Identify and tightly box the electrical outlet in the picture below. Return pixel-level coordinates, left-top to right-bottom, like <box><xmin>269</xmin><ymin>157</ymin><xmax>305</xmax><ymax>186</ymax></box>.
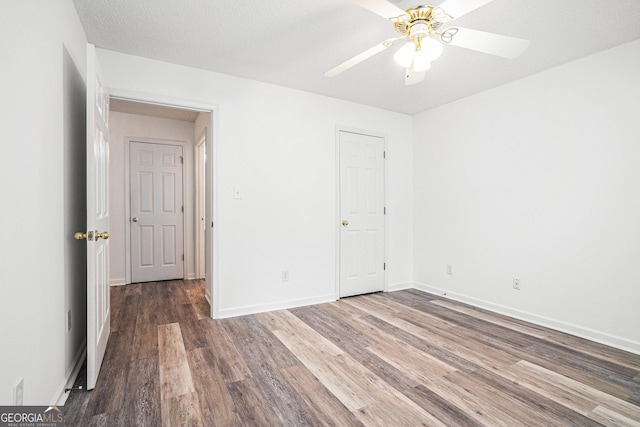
<box><xmin>513</xmin><ymin>278</ymin><xmax>521</xmax><ymax>290</ymax></box>
<box><xmin>281</xmin><ymin>270</ymin><xmax>289</xmax><ymax>282</ymax></box>
<box><xmin>14</xmin><ymin>377</ymin><xmax>24</xmax><ymax>406</ymax></box>
<box><xmin>67</xmin><ymin>310</ymin><xmax>72</xmax><ymax>332</ymax></box>
<box><xmin>446</xmin><ymin>264</ymin><xmax>453</xmax><ymax>275</ymax></box>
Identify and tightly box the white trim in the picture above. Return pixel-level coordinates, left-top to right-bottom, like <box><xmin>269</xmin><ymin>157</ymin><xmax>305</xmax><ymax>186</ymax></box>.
<box><xmin>194</xmin><ymin>130</ymin><xmax>206</xmax><ymax>280</ymax></box>
<box><xmin>386</xmin><ymin>282</ymin><xmax>414</xmax><ymax>292</ymax></box>
<box><xmin>125</xmin><ymin>137</ymin><xmax>189</xmax><ymax>283</ymax></box>
<box><xmin>412</xmin><ymin>282</ymin><xmax>640</xmax><ymax>355</ymax></box>
<box><xmin>335</xmin><ymin>126</ymin><xmax>388</xmax><ymax>299</ymax></box>
<box><xmin>52</xmin><ymin>340</ymin><xmax>86</xmax><ymax>406</ymax></box>
<box><xmin>107</xmin><ymin>88</ymin><xmax>218</xmax><ymax>319</ymax></box>
<box><xmin>109</xmin><ymin>278</ymin><xmax>126</xmax><ymax>286</ymax></box>
<box><xmin>219</xmin><ymin>294</ymin><xmax>337</xmax><ymax>319</ymax></box>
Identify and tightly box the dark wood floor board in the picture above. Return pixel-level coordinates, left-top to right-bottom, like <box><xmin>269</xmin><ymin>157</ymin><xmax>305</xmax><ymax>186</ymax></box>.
<box><xmin>197</xmin><ymin>318</ymin><xmax>252</xmax><ymax>384</ymax></box>
<box><xmin>226</xmin><ymin>378</ymin><xmax>284</xmax><ymax>426</ymax></box>
<box><xmin>405</xmin><ymin>384</ymin><xmax>486</xmax><ymax>427</ymax></box>
<box><xmin>187</xmin><ymin>346</ymin><xmax>241</xmax><ymax>427</ymax></box>
<box><xmin>222</xmin><ymin>315</ymin><xmax>301</xmax><ymax>370</ymax></box>
<box><xmin>361</xmin><ymin>314</ymin><xmax>481</xmax><ymax>373</ymax></box>
<box><xmin>444</xmin><ymin>370</ymin><xmax>570</xmax><ymax>427</ymax></box>
<box><xmin>179</xmin><ymin>318</ymin><xmax>211</xmax><ymax>352</ymax></box>
<box><xmin>345</xmin><ymin>296</ymin><xmax>520</xmax><ymax>370</ymax></box>
<box><xmin>380</xmin><ymin>291</ymin><xmax>543</xmax><ymax>350</ymax></box>
<box><xmin>363</xmin><ymin>293</ymin><xmax>458</xmax><ymax>331</ymax></box>
<box><xmin>430</xmin><ymin>299</ymin><xmax>550</xmax><ymax>339</ymax></box>
<box><xmin>515</xmin><ymin>360</ymin><xmax>640</xmax><ymax>422</ymax></box>
<box><xmin>271</xmin><ymin>305</ymin><xmax>424</xmax><ymax>396</ymax></box>
<box><xmin>186</xmin><ymin>287</ymin><xmax>210</xmax><ymax>320</ymax></box>
<box><xmin>65</xmin><ymin>283</ymin><xmax>640</xmax><ymax>426</ymax></box>
<box><xmin>470</xmin><ymin>367</ymin><xmax>605</xmax><ymax>426</ymax></box>
<box><xmin>531</xmin><ymin>335</ymin><xmax>640</xmax><ymax>378</ymax></box>
<box><xmin>291</xmin><ymin>304</ymin><xmax>379</xmax><ymax>352</ymax></box>
<box><xmin>420</xmin><ymin>310</ymin><xmax>639</xmax><ymax>401</ymax></box>
<box><xmin>281</xmin><ymin>364</ymin><xmax>365</xmax><ymax>427</ymax></box>
<box><xmin>526</xmin><ymin>342</ymin><xmax>640</xmax><ymax>393</ymax></box>
<box><xmin>131</xmin><ymin>307</ymin><xmax>161</xmax><ymax>360</ymax></box>
<box><xmin>82</xmin><ymin>356</ymin><xmax>130</xmax><ymax>418</ymax></box>
<box><xmin>118</xmin><ymin>357</ymin><xmax>161</xmax><ymax>427</ymax></box>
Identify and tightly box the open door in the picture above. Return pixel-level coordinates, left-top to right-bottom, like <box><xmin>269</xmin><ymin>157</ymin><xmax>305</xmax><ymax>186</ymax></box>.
<box><xmin>84</xmin><ymin>43</ymin><xmax>110</xmax><ymax>389</ymax></box>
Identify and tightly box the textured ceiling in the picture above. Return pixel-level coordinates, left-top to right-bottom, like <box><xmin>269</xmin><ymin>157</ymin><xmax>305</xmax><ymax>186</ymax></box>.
<box><xmin>73</xmin><ymin>0</ymin><xmax>640</xmax><ymax>115</ymax></box>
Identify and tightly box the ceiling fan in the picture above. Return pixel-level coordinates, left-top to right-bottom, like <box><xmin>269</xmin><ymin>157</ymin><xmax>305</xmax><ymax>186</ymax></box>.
<box><xmin>325</xmin><ymin>0</ymin><xmax>530</xmax><ymax>85</ymax></box>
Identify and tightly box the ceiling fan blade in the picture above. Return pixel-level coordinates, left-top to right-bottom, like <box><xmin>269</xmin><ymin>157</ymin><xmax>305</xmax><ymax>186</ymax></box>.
<box><xmin>405</xmin><ymin>64</ymin><xmax>425</xmax><ymax>86</ymax></box>
<box><xmin>325</xmin><ymin>37</ymin><xmax>403</xmax><ymax>77</ymax></box>
<box><xmin>437</xmin><ymin>0</ymin><xmax>495</xmax><ymax>21</ymax></box>
<box><xmin>441</xmin><ymin>27</ymin><xmax>530</xmax><ymax>59</ymax></box>
<box><xmin>353</xmin><ymin>0</ymin><xmax>408</xmax><ymax>20</ymax></box>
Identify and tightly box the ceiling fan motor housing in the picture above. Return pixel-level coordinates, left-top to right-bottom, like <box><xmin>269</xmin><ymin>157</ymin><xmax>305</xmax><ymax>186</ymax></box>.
<box><xmin>394</xmin><ymin>5</ymin><xmax>444</xmax><ymax>39</ymax></box>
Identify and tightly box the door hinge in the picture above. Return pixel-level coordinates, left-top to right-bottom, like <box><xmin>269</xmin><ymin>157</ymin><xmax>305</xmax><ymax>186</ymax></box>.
<box><xmin>181</xmin><ymin>206</ymin><xmax>184</xmax><ymax>213</ymax></box>
<box><xmin>212</xmin><ymin>221</ymin><xmax>214</xmax><ymax>228</ymax></box>
<box><xmin>383</xmin><ymin>151</ymin><xmax>386</xmax><ymax>159</ymax></box>
<box><xmin>384</xmin><ymin>262</ymin><xmax>386</xmax><ymax>270</ymax></box>
<box><xmin>384</xmin><ymin>207</ymin><xmax>386</xmax><ymax>215</ymax></box>
<box><xmin>180</xmin><ymin>156</ymin><xmax>184</xmax><ymax>164</ymax></box>
<box><xmin>182</xmin><ymin>254</ymin><xmax>184</xmax><ymax>261</ymax></box>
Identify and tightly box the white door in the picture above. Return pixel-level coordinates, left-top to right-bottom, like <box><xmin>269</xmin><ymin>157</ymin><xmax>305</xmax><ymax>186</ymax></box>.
<box><xmin>339</xmin><ymin>130</ymin><xmax>385</xmax><ymax>297</ymax></box>
<box><xmin>85</xmin><ymin>44</ymin><xmax>110</xmax><ymax>390</ymax></box>
<box><xmin>130</xmin><ymin>142</ymin><xmax>184</xmax><ymax>283</ymax></box>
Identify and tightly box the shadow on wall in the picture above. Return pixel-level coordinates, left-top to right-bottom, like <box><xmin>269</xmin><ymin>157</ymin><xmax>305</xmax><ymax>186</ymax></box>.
<box><xmin>63</xmin><ymin>46</ymin><xmax>87</xmax><ymax>371</ymax></box>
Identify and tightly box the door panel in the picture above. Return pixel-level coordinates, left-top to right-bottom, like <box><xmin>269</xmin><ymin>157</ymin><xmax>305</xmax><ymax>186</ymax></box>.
<box><xmin>130</xmin><ymin>142</ymin><xmax>184</xmax><ymax>283</ymax></box>
<box><xmin>86</xmin><ymin>43</ymin><xmax>110</xmax><ymax>390</ymax></box>
<box><xmin>339</xmin><ymin>131</ymin><xmax>385</xmax><ymax>297</ymax></box>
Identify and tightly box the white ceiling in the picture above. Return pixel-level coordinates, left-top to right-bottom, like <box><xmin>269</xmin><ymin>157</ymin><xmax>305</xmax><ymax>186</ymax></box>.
<box><xmin>73</xmin><ymin>0</ymin><xmax>640</xmax><ymax>115</ymax></box>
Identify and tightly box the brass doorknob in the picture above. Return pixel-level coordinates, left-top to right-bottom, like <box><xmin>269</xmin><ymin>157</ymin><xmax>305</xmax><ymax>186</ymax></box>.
<box><xmin>342</xmin><ymin>220</ymin><xmax>349</xmax><ymax>226</ymax></box>
<box><xmin>96</xmin><ymin>231</ymin><xmax>109</xmax><ymax>240</ymax></box>
<box><xmin>74</xmin><ymin>232</ymin><xmax>87</xmax><ymax>240</ymax></box>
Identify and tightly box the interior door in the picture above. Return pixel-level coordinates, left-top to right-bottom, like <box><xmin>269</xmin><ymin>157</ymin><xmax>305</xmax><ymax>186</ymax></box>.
<box><xmin>86</xmin><ymin>44</ymin><xmax>110</xmax><ymax>390</ymax></box>
<box><xmin>339</xmin><ymin>130</ymin><xmax>385</xmax><ymax>297</ymax></box>
<box><xmin>130</xmin><ymin>142</ymin><xmax>184</xmax><ymax>283</ymax></box>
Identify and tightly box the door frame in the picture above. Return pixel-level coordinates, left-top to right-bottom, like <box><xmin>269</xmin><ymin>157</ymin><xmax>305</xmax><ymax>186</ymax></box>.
<box><xmin>195</xmin><ymin>130</ymin><xmax>207</xmax><ymax>280</ymax></box>
<box><xmin>109</xmin><ymin>89</ymin><xmax>219</xmax><ymax>318</ymax></box>
<box><xmin>335</xmin><ymin>125</ymin><xmax>389</xmax><ymax>299</ymax></box>
<box><xmin>125</xmin><ymin>138</ymin><xmax>188</xmax><ymax>284</ymax></box>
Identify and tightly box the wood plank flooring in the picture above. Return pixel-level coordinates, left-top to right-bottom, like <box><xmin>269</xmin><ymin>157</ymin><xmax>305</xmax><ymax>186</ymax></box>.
<box><xmin>64</xmin><ymin>280</ymin><xmax>640</xmax><ymax>426</ymax></box>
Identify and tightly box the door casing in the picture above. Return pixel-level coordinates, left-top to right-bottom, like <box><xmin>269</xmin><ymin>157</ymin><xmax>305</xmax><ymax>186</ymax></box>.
<box><xmin>109</xmin><ymin>90</ymin><xmax>218</xmax><ymax>318</ymax></box>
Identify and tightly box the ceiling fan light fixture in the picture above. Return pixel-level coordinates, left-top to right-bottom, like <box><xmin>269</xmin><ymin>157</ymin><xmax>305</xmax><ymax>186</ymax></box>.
<box><xmin>393</xmin><ymin>41</ymin><xmax>415</xmax><ymax>67</ymax></box>
<box><xmin>422</xmin><ymin>37</ymin><xmax>444</xmax><ymax>61</ymax></box>
<box><xmin>413</xmin><ymin>49</ymin><xmax>431</xmax><ymax>72</ymax></box>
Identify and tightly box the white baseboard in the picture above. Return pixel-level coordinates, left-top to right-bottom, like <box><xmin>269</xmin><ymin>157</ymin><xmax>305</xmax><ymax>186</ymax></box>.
<box><xmin>412</xmin><ymin>282</ymin><xmax>640</xmax><ymax>355</ymax></box>
<box><xmin>109</xmin><ymin>278</ymin><xmax>126</xmax><ymax>286</ymax></box>
<box><xmin>219</xmin><ymin>294</ymin><xmax>337</xmax><ymax>319</ymax></box>
<box><xmin>386</xmin><ymin>282</ymin><xmax>413</xmax><ymax>292</ymax></box>
<box><xmin>52</xmin><ymin>340</ymin><xmax>86</xmax><ymax>406</ymax></box>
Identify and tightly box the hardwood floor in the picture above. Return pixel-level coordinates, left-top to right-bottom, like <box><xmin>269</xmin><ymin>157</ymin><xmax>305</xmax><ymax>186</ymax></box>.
<box><xmin>65</xmin><ymin>280</ymin><xmax>640</xmax><ymax>426</ymax></box>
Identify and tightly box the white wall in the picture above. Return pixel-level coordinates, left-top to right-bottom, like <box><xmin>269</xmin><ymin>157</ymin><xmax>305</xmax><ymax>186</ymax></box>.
<box><xmin>413</xmin><ymin>39</ymin><xmax>640</xmax><ymax>353</ymax></box>
<box><xmin>97</xmin><ymin>49</ymin><xmax>414</xmax><ymax>317</ymax></box>
<box><xmin>0</xmin><ymin>1</ymin><xmax>88</xmax><ymax>405</ymax></box>
<box><xmin>109</xmin><ymin>112</ymin><xmax>196</xmax><ymax>284</ymax></box>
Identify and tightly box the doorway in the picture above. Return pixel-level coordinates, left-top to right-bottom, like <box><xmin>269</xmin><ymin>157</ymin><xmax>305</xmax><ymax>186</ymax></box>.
<box><xmin>107</xmin><ymin>96</ymin><xmax>216</xmax><ymax>316</ymax></box>
<box><xmin>337</xmin><ymin>128</ymin><xmax>386</xmax><ymax>297</ymax></box>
